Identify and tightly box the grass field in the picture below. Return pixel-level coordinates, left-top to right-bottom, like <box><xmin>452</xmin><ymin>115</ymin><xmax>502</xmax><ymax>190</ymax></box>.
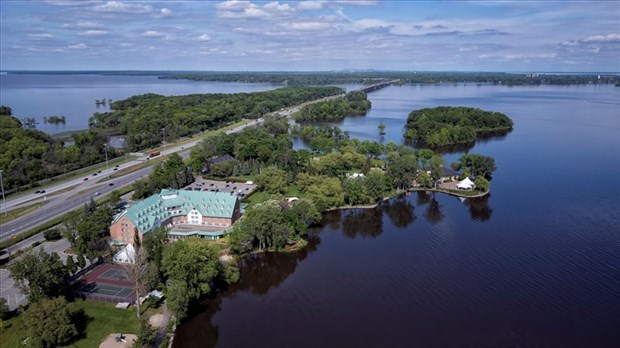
<box><xmin>0</xmin><ymin>300</ymin><xmax>140</xmax><ymax>348</ymax></box>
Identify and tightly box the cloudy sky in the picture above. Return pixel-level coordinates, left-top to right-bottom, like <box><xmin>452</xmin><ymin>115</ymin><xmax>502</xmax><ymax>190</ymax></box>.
<box><xmin>1</xmin><ymin>0</ymin><xmax>618</xmax><ymax>71</ymax></box>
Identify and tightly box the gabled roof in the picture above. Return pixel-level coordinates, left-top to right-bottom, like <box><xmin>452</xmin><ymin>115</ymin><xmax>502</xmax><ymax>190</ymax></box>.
<box><xmin>120</xmin><ymin>189</ymin><xmax>238</xmax><ymax>234</ymax></box>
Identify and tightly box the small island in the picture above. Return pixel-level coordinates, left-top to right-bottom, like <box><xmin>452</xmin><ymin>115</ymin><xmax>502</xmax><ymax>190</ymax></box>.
<box><xmin>293</xmin><ymin>90</ymin><xmax>371</xmax><ymax>123</ymax></box>
<box><xmin>404</xmin><ymin>106</ymin><xmax>513</xmax><ymax>148</ymax></box>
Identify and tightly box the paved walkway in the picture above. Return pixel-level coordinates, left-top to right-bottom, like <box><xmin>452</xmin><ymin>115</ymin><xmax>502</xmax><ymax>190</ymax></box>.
<box><xmin>153</xmin><ymin>302</ymin><xmax>172</xmax><ymax>348</ymax></box>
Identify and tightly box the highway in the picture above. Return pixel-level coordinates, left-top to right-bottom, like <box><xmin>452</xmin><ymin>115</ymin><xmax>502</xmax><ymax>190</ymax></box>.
<box><xmin>0</xmin><ymin>108</ymin><xmax>294</xmax><ymax>242</ymax></box>
<box><xmin>0</xmin><ymin>89</ymin><xmax>367</xmax><ymax>242</ymax></box>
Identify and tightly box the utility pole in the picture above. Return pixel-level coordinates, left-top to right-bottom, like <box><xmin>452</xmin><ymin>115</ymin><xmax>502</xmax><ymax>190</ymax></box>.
<box><xmin>104</xmin><ymin>144</ymin><xmax>110</xmax><ymax>178</ymax></box>
<box><xmin>0</xmin><ymin>170</ymin><xmax>7</xmax><ymax>216</ymax></box>
<box><xmin>162</xmin><ymin>127</ymin><xmax>166</xmax><ymax>157</ymax></box>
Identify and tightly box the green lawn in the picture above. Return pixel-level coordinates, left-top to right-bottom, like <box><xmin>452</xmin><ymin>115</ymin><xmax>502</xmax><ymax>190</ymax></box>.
<box><xmin>0</xmin><ymin>300</ymin><xmax>140</xmax><ymax>348</ymax></box>
<box><xmin>244</xmin><ymin>185</ymin><xmax>307</xmax><ymax>206</ymax></box>
<box><xmin>68</xmin><ymin>300</ymin><xmax>140</xmax><ymax>348</ymax></box>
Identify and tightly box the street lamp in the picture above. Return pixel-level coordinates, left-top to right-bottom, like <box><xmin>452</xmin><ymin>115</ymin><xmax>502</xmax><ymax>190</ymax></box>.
<box><xmin>0</xmin><ymin>170</ymin><xmax>6</xmax><ymax>216</ymax></box>
<box><xmin>162</xmin><ymin>127</ymin><xmax>166</xmax><ymax>157</ymax></box>
<box><xmin>104</xmin><ymin>143</ymin><xmax>110</xmax><ymax>178</ymax></box>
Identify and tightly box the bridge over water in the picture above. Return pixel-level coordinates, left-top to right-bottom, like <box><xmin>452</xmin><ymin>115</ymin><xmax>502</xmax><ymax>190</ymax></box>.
<box><xmin>355</xmin><ymin>79</ymin><xmax>400</xmax><ymax>93</ymax></box>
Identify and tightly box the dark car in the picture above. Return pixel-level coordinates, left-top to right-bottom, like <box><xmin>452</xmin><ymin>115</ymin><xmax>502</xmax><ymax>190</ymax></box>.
<box><xmin>92</xmin><ymin>173</ymin><xmax>97</xmax><ymax>176</ymax></box>
<box><xmin>83</xmin><ymin>177</ymin><xmax>88</xmax><ymax>181</ymax></box>
<box><xmin>113</xmin><ymin>168</ymin><xmax>118</xmax><ymax>171</ymax></box>
<box><xmin>40</xmin><ymin>190</ymin><xmax>46</xmax><ymax>194</ymax></box>
<box><xmin>34</xmin><ymin>190</ymin><xmax>41</xmax><ymax>194</ymax></box>
<box><xmin>108</xmin><ymin>183</ymin><xmax>114</xmax><ymax>186</ymax></box>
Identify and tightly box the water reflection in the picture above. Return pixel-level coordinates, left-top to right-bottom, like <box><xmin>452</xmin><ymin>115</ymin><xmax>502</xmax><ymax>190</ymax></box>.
<box><xmin>173</xmin><ymin>236</ymin><xmax>321</xmax><ymax>348</ymax></box>
<box><xmin>382</xmin><ymin>195</ymin><xmax>416</xmax><ymax>228</ymax></box>
<box><xmin>341</xmin><ymin>208</ymin><xmax>384</xmax><ymax>239</ymax></box>
<box><xmin>423</xmin><ymin>194</ymin><xmax>445</xmax><ymax>225</ymax></box>
<box><xmin>463</xmin><ymin>195</ymin><xmax>493</xmax><ymax>221</ymax></box>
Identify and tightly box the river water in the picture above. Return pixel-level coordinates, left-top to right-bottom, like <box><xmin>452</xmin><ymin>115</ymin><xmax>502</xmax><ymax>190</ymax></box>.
<box><xmin>3</xmin><ymin>75</ymin><xmax>619</xmax><ymax>346</ymax></box>
<box><xmin>175</xmin><ymin>84</ymin><xmax>620</xmax><ymax>347</ymax></box>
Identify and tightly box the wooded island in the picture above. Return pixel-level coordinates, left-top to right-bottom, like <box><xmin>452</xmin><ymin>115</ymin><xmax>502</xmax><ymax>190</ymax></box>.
<box><xmin>404</xmin><ymin>106</ymin><xmax>513</xmax><ymax>148</ymax></box>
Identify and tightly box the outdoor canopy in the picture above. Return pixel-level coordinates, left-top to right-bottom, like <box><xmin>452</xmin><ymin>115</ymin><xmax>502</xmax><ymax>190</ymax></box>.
<box><xmin>457</xmin><ymin>177</ymin><xmax>475</xmax><ymax>190</ymax></box>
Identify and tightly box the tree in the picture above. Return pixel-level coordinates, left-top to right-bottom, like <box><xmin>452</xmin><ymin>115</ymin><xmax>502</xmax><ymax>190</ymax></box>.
<box><xmin>343</xmin><ymin>177</ymin><xmax>370</xmax><ymax>205</ymax></box>
<box><xmin>66</xmin><ymin>256</ymin><xmax>78</xmax><ymax>275</ymax></box>
<box><xmin>456</xmin><ymin>153</ymin><xmax>497</xmax><ymax>179</ymax></box>
<box><xmin>109</xmin><ymin>189</ymin><xmax>121</xmax><ymax>208</ymax></box>
<box><xmin>76</xmin><ymin>253</ymin><xmax>86</xmax><ymax>269</ymax></box>
<box><xmin>75</xmin><ymin>204</ymin><xmax>112</xmax><ymax>260</ymax></box>
<box><xmin>429</xmin><ymin>155</ymin><xmax>445</xmax><ymax>187</ymax></box>
<box><xmin>62</xmin><ymin>210</ymin><xmax>82</xmax><ymax>247</ymax></box>
<box><xmin>24</xmin><ymin>297</ymin><xmax>79</xmax><ymax>348</ymax></box>
<box><xmin>474</xmin><ymin>176</ymin><xmax>490</xmax><ymax>192</ymax></box>
<box><xmin>9</xmin><ymin>249</ymin><xmax>68</xmax><ymax>303</ymax></box>
<box><xmin>255</xmin><ymin>166</ymin><xmax>288</xmax><ymax>194</ymax></box>
<box><xmin>0</xmin><ymin>297</ymin><xmax>9</xmax><ymax>320</ymax></box>
<box><xmin>416</xmin><ymin>170</ymin><xmax>433</xmax><ymax>188</ymax></box>
<box><xmin>378</xmin><ymin>122</ymin><xmax>386</xmax><ymax>135</ymax></box>
<box><xmin>162</xmin><ymin>238</ymin><xmax>219</xmax><ymax>320</ymax></box>
<box><xmin>122</xmin><ymin>230</ymin><xmax>151</xmax><ymax>318</ymax></box>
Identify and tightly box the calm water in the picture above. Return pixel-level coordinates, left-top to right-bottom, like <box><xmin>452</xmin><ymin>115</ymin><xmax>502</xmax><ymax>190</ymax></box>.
<box><xmin>0</xmin><ymin>74</ymin><xmax>280</xmax><ymax>134</ymax></box>
<box><xmin>176</xmin><ymin>84</ymin><xmax>620</xmax><ymax>347</ymax></box>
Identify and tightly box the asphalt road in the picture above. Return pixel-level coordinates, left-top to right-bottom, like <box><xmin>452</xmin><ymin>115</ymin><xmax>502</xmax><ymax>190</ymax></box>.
<box><xmin>0</xmin><ymin>96</ymin><xmax>340</xmax><ymax>242</ymax></box>
<box><xmin>0</xmin><ymin>119</ymin><xmax>259</xmax><ymax>242</ymax></box>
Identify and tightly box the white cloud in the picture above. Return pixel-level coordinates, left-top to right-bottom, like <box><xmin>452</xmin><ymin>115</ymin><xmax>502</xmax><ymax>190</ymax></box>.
<box><xmin>26</xmin><ymin>33</ymin><xmax>53</xmax><ymax>40</ymax></box>
<box><xmin>154</xmin><ymin>8</ymin><xmax>173</xmax><ymax>18</ymax></box>
<box><xmin>216</xmin><ymin>0</ymin><xmax>295</xmax><ymax>19</ymax></box>
<box><xmin>335</xmin><ymin>0</ymin><xmax>380</xmax><ymax>6</ymax></box>
<box><xmin>68</xmin><ymin>43</ymin><xmax>88</xmax><ymax>49</ymax></box>
<box><xmin>94</xmin><ymin>1</ymin><xmax>153</xmax><ymax>14</ymax></box>
<box><xmin>142</xmin><ymin>30</ymin><xmax>164</xmax><ymax>38</ymax></box>
<box><xmin>79</xmin><ymin>30</ymin><xmax>109</xmax><ymax>36</ymax></box>
<box><xmin>215</xmin><ymin>1</ymin><xmax>251</xmax><ymax>11</ymax></box>
<box><xmin>297</xmin><ymin>1</ymin><xmax>325</xmax><ymax>11</ymax></box>
<box><xmin>286</xmin><ymin>21</ymin><xmax>331</xmax><ymax>31</ymax></box>
<box><xmin>582</xmin><ymin>33</ymin><xmax>620</xmax><ymax>43</ymax></box>
<box><xmin>198</xmin><ymin>33</ymin><xmax>212</xmax><ymax>42</ymax></box>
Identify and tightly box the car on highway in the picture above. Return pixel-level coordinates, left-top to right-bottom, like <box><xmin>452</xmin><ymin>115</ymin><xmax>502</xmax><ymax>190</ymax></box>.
<box><xmin>40</xmin><ymin>190</ymin><xmax>45</xmax><ymax>194</ymax></box>
<box><xmin>97</xmin><ymin>170</ymin><xmax>102</xmax><ymax>173</ymax></box>
<box><xmin>83</xmin><ymin>177</ymin><xmax>88</xmax><ymax>181</ymax></box>
<box><xmin>108</xmin><ymin>183</ymin><xmax>114</xmax><ymax>186</ymax></box>
<box><xmin>92</xmin><ymin>173</ymin><xmax>97</xmax><ymax>176</ymax></box>
<box><xmin>34</xmin><ymin>190</ymin><xmax>41</xmax><ymax>194</ymax></box>
<box><xmin>94</xmin><ymin>192</ymin><xmax>100</xmax><ymax>196</ymax></box>
<box><xmin>113</xmin><ymin>168</ymin><xmax>118</xmax><ymax>171</ymax></box>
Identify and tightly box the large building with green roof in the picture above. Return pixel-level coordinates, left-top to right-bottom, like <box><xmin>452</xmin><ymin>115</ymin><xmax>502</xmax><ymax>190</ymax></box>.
<box><xmin>110</xmin><ymin>189</ymin><xmax>241</xmax><ymax>244</ymax></box>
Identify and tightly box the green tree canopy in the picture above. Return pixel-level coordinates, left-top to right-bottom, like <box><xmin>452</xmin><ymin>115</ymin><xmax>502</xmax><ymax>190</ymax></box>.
<box><xmin>24</xmin><ymin>297</ymin><xmax>79</xmax><ymax>348</ymax></box>
<box><xmin>8</xmin><ymin>249</ymin><xmax>68</xmax><ymax>303</ymax></box>
<box><xmin>161</xmin><ymin>238</ymin><xmax>219</xmax><ymax>319</ymax></box>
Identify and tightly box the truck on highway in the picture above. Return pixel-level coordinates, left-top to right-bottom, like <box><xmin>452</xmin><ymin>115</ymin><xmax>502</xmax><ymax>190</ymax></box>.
<box><xmin>149</xmin><ymin>151</ymin><xmax>161</xmax><ymax>158</ymax></box>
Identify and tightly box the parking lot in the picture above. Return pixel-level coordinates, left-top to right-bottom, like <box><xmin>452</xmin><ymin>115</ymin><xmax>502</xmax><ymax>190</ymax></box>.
<box><xmin>185</xmin><ymin>179</ymin><xmax>256</xmax><ymax>198</ymax></box>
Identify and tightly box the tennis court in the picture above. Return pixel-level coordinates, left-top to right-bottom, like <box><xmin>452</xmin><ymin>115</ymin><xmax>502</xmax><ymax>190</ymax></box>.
<box><xmin>74</xmin><ymin>263</ymin><xmax>136</xmax><ymax>303</ymax></box>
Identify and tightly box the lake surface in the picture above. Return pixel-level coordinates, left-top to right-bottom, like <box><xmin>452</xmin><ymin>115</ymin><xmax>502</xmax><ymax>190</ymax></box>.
<box><xmin>175</xmin><ymin>84</ymin><xmax>620</xmax><ymax>347</ymax></box>
<box><xmin>1</xmin><ymin>74</ymin><xmax>293</xmax><ymax>134</ymax></box>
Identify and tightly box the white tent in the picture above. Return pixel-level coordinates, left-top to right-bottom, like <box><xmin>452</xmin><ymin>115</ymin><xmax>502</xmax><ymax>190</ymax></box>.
<box><xmin>113</xmin><ymin>243</ymin><xmax>136</xmax><ymax>264</ymax></box>
<box><xmin>457</xmin><ymin>177</ymin><xmax>475</xmax><ymax>190</ymax></box>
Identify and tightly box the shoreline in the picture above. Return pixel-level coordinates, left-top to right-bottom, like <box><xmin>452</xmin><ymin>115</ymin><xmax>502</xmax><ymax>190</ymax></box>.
<box><xmin>326</xmin><ymin>187</ymin><xmax>489</xmax><ymax>212</ymax></box>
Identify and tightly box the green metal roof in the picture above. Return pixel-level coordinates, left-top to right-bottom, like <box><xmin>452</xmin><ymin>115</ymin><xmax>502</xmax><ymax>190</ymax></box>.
<box><xmin>121</xmin><ymin>189</ymin><xmax>238</xmax><ymax>234</ymax></box>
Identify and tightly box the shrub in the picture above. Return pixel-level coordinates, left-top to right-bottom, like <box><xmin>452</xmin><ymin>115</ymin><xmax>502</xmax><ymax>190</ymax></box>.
<box><xmin>43</xmin><ymin>228</ymin><xmax>62</xmax><ymax>241</ymax></box>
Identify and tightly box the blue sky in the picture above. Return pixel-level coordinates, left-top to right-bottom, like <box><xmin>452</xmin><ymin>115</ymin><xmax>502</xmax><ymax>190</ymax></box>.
<box><xmin>1</xmin><ymin>0</ymin><xmax>618</xmax><ymax>71</ymax></box>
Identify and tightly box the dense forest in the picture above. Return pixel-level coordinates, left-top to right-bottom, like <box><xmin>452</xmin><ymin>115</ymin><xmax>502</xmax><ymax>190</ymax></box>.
<box><xmin>0</xmin><ymin>106</ymin><xmax>116</xmax><ymax>189</ymax></box>
<box><xmin>89</xmin><ymin>86</ymin><xmax>343</xmax><ymax>150</ymax></box>
<box><xmin>7</xmin><ymin>70</ymin><xmax>619</xmax><ymax>86</ymax></box>
<box><xmin>404</xmin><ymin>106</ymin><xmax>514</xmax><ymax>148</ymax></box>
<box><xmin>156</xmin><ymin>71</ymin><xmax>620</xmax><ymax>86</ymax></box>
<box><xmin>293</xmin><ymin>91</ymin><xmax>371</xmax><ymax>123</ymax></box>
